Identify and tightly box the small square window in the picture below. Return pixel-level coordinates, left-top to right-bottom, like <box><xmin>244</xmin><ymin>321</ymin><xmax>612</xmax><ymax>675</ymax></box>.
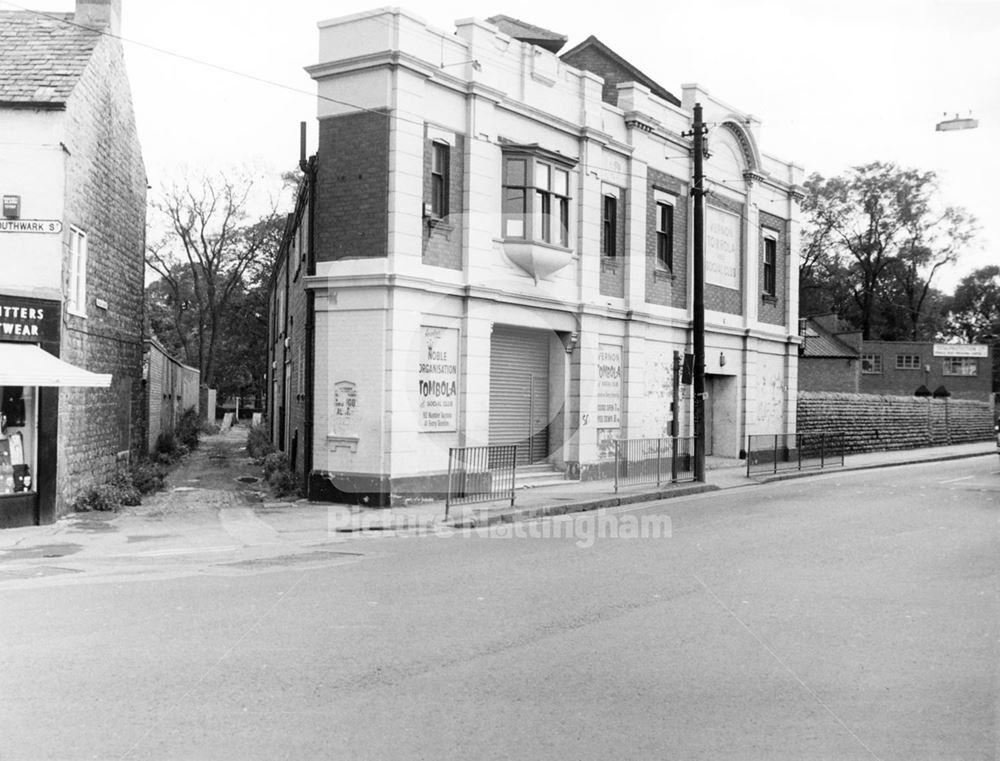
<box><xmin>895</xmin><ymin>354</ymin><xmax>921</xmax><ymax>370</ymax></box>
<box><xmin>861</xmin><ymin>354</ymin><xmax>882</xmax><ymax>374</ymax></box>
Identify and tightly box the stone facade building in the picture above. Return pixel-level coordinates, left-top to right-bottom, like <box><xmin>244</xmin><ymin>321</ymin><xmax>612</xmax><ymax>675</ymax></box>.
<box><xmin>268</xmin><ymin>9</ymin><xmax>804</xmax><ymax>504</ymax></box>
<box><xmin>0</xmin><ymin>0</ymin><xmax>146</xmax><ymax>527</ymax></box>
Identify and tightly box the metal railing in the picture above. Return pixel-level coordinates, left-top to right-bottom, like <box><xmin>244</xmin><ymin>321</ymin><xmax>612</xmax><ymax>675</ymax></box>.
<box><xmin>746</xmin><ymin>432</ymin><xmax>845</xmax><ymax>477</ymax></box>
<box><xmin>613</xmin><ymin>437</ymin><xmax>696</xmax><ymax>492</ymax></box>
<box><xmin>445</xmin><ymin>445</ymin><xmax>518</xmax><ymax>518</ymax></box>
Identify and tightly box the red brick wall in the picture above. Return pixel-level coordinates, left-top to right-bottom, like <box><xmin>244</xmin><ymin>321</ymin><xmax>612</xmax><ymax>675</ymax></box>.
<box><xmin>598</xmin><ymin>189</ymin><xmax>626</xmax><ymax>297</ymax></box>
<box><xmin>799</xmin><ymin>357</ymin><xmax>860</xmax><ymax>393</ymax></box>
<box><xmin>421</xmin><ymin>131</ymin><xmax>465</xmax><ymax>270</ymax></box>
<box><xmin>315</xmin><ymin>110</ymin><xmax>390</xmax><ymax>262</ymax></box>
<box><xmin>758</xmin><ymin>210</ymin><xmax>788</xmax><ymax>327</ymax></box>
<box><xmin>860</xmin><ymin>340</ymin><xmax>993</xmax><ymax>402</ymax></box>
<box><xmin>645</xmin><ymin>169</ymin><xmax>688</xmax><ymax>308</ymax></box>
<box><xmin>57</xmin><ymin>35</ymin><xmax>147</xmax><ymax>515</ymax></box>
<box><xmin>561</xmin><ymin>47</ymin><xmax>628</xmax><ymax>106</ymax></box>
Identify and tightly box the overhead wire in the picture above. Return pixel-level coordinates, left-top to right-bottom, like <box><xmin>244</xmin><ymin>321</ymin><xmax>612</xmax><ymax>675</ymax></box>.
<box><xmin>0</xmin><ymin>1</ymin><xmax>797</xmax><ymax>199</ymax></box>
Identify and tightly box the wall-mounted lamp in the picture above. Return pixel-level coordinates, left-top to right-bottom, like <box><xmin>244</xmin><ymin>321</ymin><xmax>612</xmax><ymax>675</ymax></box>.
<box><xmin>719</xmin><ymin>352</ymin><xmax>726</xmax><ymax>367</ymax></box>
<box><xmin>563</xmin><ymin>332</ymin><xmax>579</xmax><ymax>354</ymax></box>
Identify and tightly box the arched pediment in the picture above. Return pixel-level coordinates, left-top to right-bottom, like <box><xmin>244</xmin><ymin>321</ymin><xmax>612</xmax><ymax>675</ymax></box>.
<box><xmin>719</xmin><ymin>118</ymin><xmax>761</xmax><ymax>174</ymax></box>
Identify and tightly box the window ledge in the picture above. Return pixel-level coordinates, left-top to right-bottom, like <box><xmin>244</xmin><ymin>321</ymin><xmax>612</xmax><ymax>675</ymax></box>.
<box><xmin>761</xmin><ymin>294</ymin><xmax>778</xmax><ymax>305</ymax></box>
<box><xmin>654</xmin><ymin>268</ymin><xmax>675</xmax><ymax>282</ymax></box>
<box><xmin>600</xmin><ymin>257</ymin><xmax>619</xmax><ymax>274</ymax></box>
<box><xmin>326</xmin><ymin>434</ymin><xmax>359</xmax><ymax>453</ymax></box>
<box><xmin>502</xmin><ymin>240</ymin><xmax>574</xmax><ymax>282</ymax></box>
<box><xmin>426</xmin><ymin>217</ymin><xmax>455</xmax><ymax>241</ymax></box>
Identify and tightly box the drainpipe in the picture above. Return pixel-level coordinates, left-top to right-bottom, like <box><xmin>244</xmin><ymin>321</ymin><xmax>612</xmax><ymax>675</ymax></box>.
<box><xmin>302</xmin><ymin>126</ymin><xmax>317</xmax><ymax>498</ymax></box>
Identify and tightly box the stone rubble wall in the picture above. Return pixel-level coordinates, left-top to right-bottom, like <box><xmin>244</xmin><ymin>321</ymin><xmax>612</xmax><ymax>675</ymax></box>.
<box><xmin>797</xmin><ymin>391</ymin><xmax>995</xmax><ymax>454</ymax></box>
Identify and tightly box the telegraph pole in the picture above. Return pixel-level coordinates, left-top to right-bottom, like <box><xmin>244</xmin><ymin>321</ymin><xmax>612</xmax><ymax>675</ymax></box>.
<box><xmin>688</xmin><ymin>103</ymin><xmax>707</xmax><ymax>481</ymax></box>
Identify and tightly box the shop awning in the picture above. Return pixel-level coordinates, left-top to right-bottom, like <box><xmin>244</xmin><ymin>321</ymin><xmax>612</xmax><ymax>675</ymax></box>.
<box><xmin>0</xmin><ymin>343</ymin><xmax>112</xmax><ymax>387</ymax></box>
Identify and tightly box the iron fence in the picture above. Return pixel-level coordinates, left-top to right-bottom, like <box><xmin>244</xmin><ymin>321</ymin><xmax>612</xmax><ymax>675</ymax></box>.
<box><xmin>613</xmin><ymin>437</ymin><xmax>696</xmax><ymax>492</ymax></box>
<box><xmin>445</xmin><ymin>445</ymin><xmax>518</xmax><ymax>518</ymax></box>
<box><xmin>746</xmin><ymin>432</ymin><xmax>845</xmax><ymax>477</ymax></box>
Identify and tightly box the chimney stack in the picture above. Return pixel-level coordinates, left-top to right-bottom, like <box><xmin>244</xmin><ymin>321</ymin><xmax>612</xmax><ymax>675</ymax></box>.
<box><xmin>75</xmin><ymin>0</ymin><xmax>121</xmax><ymax>36</ymax></box>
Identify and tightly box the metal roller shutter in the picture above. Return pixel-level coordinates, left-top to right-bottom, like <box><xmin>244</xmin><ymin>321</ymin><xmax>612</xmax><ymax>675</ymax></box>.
<box><xmin>489</xmin><ymin>326</ymin><xmax>549</xmax><ymax>464</ymax></box>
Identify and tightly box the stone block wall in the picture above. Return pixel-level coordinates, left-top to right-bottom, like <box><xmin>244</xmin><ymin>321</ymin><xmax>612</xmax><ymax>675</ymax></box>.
<box><xmin>797</xmin><ymin>391</ymin><xmax>995</xmax><ymax>454</ymax></box>
<box><xmin>57</xmin><ymin>35</ymin><xmax>146</xmax><ymax>515</ymax></box>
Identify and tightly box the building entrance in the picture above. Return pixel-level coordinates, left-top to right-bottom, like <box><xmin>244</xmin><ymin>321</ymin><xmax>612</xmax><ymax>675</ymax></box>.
<box><xmin>489</xmin><ymin>326</ymin><xmax>550</xmax><ymax>465</ymax></box>
<box><xmin>705</xmin><ymin>374</ymin><xmax>739</xmax><ymax>458</ymax></box>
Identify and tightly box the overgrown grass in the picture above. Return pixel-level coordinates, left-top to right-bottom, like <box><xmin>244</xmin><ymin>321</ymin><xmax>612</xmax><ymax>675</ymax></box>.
<box><xmin>246</xmin><ymin>425</ymin><xmax>300</xmax><ymax>498</ymax></box>
<box><xmin>72</xmin><ymin>406</ymin><xmax>208</xmax><ymax>512</ymax></box>
<box><xmin>246</xmin><ymin>424</ymin><xmax>275</xmax><ymax>461</ymax></box>
<box><xmin>71</xmin><ymin>465</ymin><xmax>160</xmax><ymax>513</ymax></box>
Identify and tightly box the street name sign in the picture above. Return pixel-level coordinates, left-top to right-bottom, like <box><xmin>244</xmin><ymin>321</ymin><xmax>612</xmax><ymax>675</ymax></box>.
<box><xmin>0</xmin><ymin>219</ymin><xmax>63</xmax><ymax>234</ymax></box>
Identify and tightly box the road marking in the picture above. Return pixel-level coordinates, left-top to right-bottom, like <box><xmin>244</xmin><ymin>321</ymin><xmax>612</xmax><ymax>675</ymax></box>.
<box><xmin>109</xmin><ymin>545</ymin><xmax>239</xmax><ymax>558</ymax></box>
<box><xmin>693</xmin><ymin>573</ymin><xmax>884</xmax><ymax>761</ymax></box>
<box><xmin>939</xmin><ymin>476</ymin><xmax>974</xmax><ymax>484</ymax></box>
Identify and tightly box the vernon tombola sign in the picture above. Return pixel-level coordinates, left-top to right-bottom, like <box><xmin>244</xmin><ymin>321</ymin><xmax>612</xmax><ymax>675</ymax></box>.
<box><xmin>417</xmin><ymin>326</ymin><xmax>459</xmax><ymax>431</ymax></box>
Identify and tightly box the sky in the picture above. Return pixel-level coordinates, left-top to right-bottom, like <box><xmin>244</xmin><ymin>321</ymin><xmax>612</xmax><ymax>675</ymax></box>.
<box><xmin>6</xmin><ymin>0</ymin><xmax>998</xmax><ymax>292</ymax></box>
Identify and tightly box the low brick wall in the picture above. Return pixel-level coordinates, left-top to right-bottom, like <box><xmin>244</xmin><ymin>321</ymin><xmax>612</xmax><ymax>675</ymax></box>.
<box><xmin>797</xmin><ymin>391</ymin><xmax>995</xmax><ymax>454</ymax></box>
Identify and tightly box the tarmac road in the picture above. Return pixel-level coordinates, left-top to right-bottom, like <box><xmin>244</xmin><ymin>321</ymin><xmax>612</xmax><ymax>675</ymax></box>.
<box><xmin>0</xmin><ymin>456</ymin><xmax>997</xmax><ymax>760</ymax></box>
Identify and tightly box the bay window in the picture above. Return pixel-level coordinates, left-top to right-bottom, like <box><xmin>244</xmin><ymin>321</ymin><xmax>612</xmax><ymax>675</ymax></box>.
<box><xmin>501</xmin><ymin>146</ymin><xmax>573</xmax><ymax>248</ymax></box>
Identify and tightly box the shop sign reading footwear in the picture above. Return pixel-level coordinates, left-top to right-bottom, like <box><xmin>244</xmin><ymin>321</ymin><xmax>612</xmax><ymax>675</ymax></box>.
<box><xmin>0</xmin><ymin>296</ymin><xmax>59</xmax><ymax>343</ymax></box>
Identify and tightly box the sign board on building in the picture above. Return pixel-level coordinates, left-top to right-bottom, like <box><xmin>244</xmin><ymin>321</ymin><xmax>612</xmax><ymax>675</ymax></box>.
<box><xmin>0</xmin><ymin>219</ymin><xmax>62</xmax><ymax>234</ymax></box>
<box><xmin>418</xmin><ymin>326</ymin><xmax>459</xmax><ymax>431</ymax></box>
<box><xmin>2</xmin><ymin>196</ymin><xmax>20</xmax><ymax>219</ymax></box>
<box><xmin>932</xmin><ymin>344</ymin><xmax>988</xmax><ymax>358</ymax></box>
<box><xmin>0</xmin><ymin>296</ymin><xmax>60</xmax><ymax>343</ymax></box>
<box><xmin>705</xmin><ymin>206</ymin><xmax>740</xmax><ymax>290</ymax></box>
<box><xmin>596</xmin><ymin>343</ymin><xmax>622</xmax><ymax>459</ymax></box>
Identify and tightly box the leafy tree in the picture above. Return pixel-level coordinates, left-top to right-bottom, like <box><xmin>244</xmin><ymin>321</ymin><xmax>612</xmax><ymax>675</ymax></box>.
<box><xmin>944</xmin><ymin>265</ymin><xmax>1000</xmax><ymax>342</ymax></box>
<box><xmin>800</xmin><ymin>162</ymin><xmax>977</xmax><ymax>339</ymax></box>
<box><xmin>145</xmin><ymin>170</ymin><xmax>284</xmax><ymax>408</ymax></box>
<box><xmin>943</xmin><ymin>266</ymin><xmax>1000</xmax><ymax>392</ymax></box>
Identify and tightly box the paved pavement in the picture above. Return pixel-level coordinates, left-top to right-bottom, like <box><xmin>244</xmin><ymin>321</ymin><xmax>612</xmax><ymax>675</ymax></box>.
<box><xmin>0</xmin><ymin>424</ymin><xmax>995</xmax><ymax>570</ymax></box>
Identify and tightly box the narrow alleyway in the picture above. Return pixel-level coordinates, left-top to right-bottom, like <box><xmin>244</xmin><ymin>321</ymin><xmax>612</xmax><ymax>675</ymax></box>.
<box><xmin>127</xmin><ymin>423</ymin><xmax>273</xmax><ymax>518</ymax></box>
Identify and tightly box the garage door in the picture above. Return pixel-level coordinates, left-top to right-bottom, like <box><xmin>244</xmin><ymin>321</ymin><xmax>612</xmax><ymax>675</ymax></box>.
<box><xmin>489</xmin><ymin>326</ymin><xmax>549</xmax><ymax>465</ymax></box>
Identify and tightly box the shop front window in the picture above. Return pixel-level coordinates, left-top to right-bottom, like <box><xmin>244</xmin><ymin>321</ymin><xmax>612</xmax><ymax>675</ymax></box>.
<box><xmin>0</xmin><ymin>385</ymin><xmax>36</xmax><ymax>494</ymax></box>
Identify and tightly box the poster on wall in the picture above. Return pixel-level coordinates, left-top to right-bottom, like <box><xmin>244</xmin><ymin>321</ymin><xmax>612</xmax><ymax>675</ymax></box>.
<box><xmin>418</xmin><ymin>326</ymin><xmax>459</xmax><ymax>432</ymax></box>
<box><xmin>597</xmin><ymin>343</ymin><xmax>622</xmax><ymax>459</ymax></box>
<box><xmin>644</xmin><ymin>351</ymin><xmax>673</xmax><ymax>438</ymax></box>
<box><xmin>705</xmin><ymin>206</ymin><xmax>741</xmax><ymax>290</ymax></box>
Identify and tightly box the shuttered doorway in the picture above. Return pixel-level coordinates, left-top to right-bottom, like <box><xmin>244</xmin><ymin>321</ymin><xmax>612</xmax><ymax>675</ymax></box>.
<box><xmin>489</xmin><ymin>326</ymin><xmax>549</xmax><ymax>465</ymax></box>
